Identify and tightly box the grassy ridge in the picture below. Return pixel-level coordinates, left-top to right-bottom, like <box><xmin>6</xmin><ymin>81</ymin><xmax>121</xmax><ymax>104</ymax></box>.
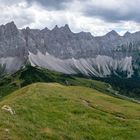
<box><xmin>0</xmin><ymin>65</ymin><xmax>109</xmax><ymax>99</ymax></box>
<box><xmin>0</xmin><ymin>83</ymin><xmax>140</xmax><ymax>140</ymax></box>
<box><xmin>0</xmin><ymin>65</ymin><xmax>140</xmax><ymax>102</ymax></box>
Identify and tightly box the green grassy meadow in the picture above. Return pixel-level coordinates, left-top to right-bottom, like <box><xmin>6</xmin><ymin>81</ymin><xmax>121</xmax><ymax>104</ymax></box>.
<box><xmin>0</xmin><ymin>83</ymin><xmax>140</xmax><ymax>140</ymax></box>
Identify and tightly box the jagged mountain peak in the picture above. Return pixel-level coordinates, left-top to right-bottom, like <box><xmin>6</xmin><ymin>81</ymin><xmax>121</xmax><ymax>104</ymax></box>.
<box><xmin>4</xmin><ymin>21</ymin><xmax>18</xmax><ymax>31</ymax></box>
<box><xmin>52</xmin><ymin>25</ymin><xmax>59</xmax><ymax>31</ymax></box>
<box><xmin>26</xmin><ymin>27</ymin><xmax>30</xmax><ymax>30</ymax></box>
<box><xmin>41</xmin><ymin>27</ymin><xmax>50</xmax><ymax>32</ymax></box>
<box><xmin>60</xmin><ymin>24</ymin><xmax>71</xmax><ymax>32</ymax></box>
<box><xmin>78</xmin><ymin>31</ymin><xmax>94</xmax><ymax>39</ymax></box>
<box><xmin>5</xmin><ymin>21</ymin><xmax>15</xmax><ymax>26</ymax></box>
<box><xmin>51</xmin><ymin>24</ymin><xmax>72</xmax><ymax>34</ymax></box>
<box><xmin>0</xmin><ymin>21</ymin><xmax>140</xmax><ymax>79</ymax></box>
<box><xmin>105</xmin><ymin>30</ymin><xmax>120</xmax><ymax>37</ymax></box>
<box><xmin>124</xmin><ymin>31</ymin><xmax>131</xmax><ymax>37</ymax></box>
<box><xmin>64</xmin><ymin>24</ymin><xmax>69</xmax><ymax>28</ymax></box>
<box><xmin>0</xmin><ymin>21</ymin><xmax>19</xmax><ymax>37</ymax></box>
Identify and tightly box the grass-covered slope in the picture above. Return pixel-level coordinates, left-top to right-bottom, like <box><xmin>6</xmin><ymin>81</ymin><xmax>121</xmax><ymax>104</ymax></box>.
<box><xmin>0</xmin><ymin>65</ymin><xmax>109</xmax><ymax>99</ymax></box>
<box><xmin>0</xmin><ymin>65</ymin><xmax>140</xmax><ymax>101</ymax></box>
<box><xmin>0</xmin><ymin>83</ymin><xmax>140</xmax><ymax>140</ymax></box>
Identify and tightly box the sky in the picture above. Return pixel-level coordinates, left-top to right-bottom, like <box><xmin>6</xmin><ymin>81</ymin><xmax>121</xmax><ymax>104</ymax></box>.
<box><xmin>0</xmin><ymin>0</ymin><xmax>140</xmax><ymax>36</ymax></box>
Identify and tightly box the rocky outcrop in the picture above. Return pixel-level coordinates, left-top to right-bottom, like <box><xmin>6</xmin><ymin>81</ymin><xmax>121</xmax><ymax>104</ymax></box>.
<box><xmin>0</xmin><ymin>21</ymin><xmax>140</xmax><ymax>77</ymax></box>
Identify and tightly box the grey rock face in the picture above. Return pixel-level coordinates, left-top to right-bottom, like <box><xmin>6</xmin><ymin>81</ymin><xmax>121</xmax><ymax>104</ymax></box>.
<box><xmin>0</xmin><ymin>22</ymin><xmax>27</xmax><ymax>72</ymax></box>
<box><xmin>0</xmin><ymin>22</ymin><xmax>26</xmax><ymax>57</ymax></box>
<box><xmin>0</xmin><ymin>21</ymin><xmax>140</xmax><ymax>77</ymax></box>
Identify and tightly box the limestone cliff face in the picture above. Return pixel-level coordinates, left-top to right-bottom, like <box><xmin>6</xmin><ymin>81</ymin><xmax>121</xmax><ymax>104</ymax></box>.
<box><xmin>0</xmin><ymin>21</ymin><xmax>140</xmax><ymax>77</ymax></box>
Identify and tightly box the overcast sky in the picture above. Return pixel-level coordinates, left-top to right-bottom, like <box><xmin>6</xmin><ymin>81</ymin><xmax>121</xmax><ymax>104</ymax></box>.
<box><xmin>0</xmin><ymin>0</ymin><xmax>140</xmax><ymax>36</ymax></box>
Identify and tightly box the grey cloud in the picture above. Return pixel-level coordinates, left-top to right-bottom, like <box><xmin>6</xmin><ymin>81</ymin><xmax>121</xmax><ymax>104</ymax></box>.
<box><xmin>0</xmin><ymin>0</ymin><xmax>70</xmax><ymax>10</ymax></box>
<box><xmin>0</xmin><ymin>0</ymin><xmax>25</xmax><ymax>6</ymax></box>
<box><xmin>13</xmin><ymin>14</ymin><xmax>35</xmax><ymax>28</ymax></box>
<box><xmin>83</xmin><ymin>1</ymin><xmax>140</xmax><ymax>23</ymax></box>
<box><xmin>27</xmin><ymin>0</ymin><xmax>71</xmax><ymax>10</ymax></box>
<box><xmin>0</xmin><ymin>13</ymin><xmax>35</xmax><ymax>28</ymax></box>
<box><xmin>0</xmin><ymin>0</ymin><xmax>35</xmax><ymax>28</ymax></box>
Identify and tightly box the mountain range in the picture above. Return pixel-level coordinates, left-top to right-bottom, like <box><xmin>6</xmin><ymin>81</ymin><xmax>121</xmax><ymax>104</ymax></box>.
<box><xmin>0</xmin><ymin>22</ymin><xmax>140</xmax><ymax>139</ymax></box>
<box><xmin>0</xmin><ymin>21</ymin><xmax>140</xmax><ymax>78</ymax></box>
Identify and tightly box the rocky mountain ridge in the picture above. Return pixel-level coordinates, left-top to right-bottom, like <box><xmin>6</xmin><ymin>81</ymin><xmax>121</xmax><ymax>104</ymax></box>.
<box><xmin>0</xmin><ymin>21</ymin><xmax>140</xmax><ymax>77</ymax></box>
